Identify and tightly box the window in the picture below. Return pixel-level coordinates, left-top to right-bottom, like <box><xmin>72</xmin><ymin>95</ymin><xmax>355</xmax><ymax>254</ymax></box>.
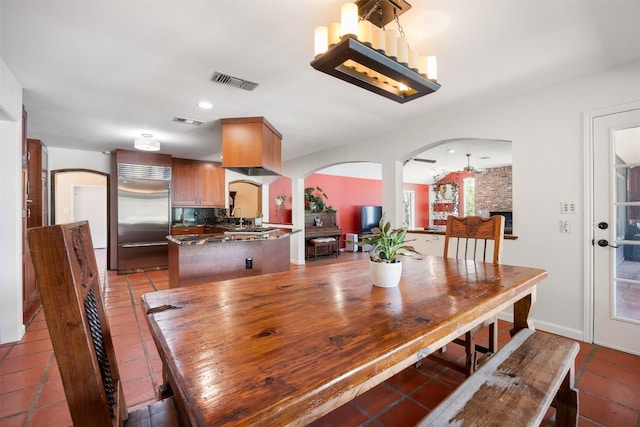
<box><xmin>463</xmin><ymin>177</ymin><xmax>475</xmax><ymax>216</ymax></box>
<box><xmin>403</xmin><ymin>191</ymin><xmax>415</xmax><ymax>229</ymax></box>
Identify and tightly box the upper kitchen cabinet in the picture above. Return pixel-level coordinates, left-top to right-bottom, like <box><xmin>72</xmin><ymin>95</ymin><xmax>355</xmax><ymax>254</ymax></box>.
<box><xmin>172</xmin><ymin>158</ymin><xmax>225</xmax><ymax>207</ymax></box>
<box><xmin>221</xmin><ymin>117</ymin><xmax>282</xmax><ymax>176</ymax></box>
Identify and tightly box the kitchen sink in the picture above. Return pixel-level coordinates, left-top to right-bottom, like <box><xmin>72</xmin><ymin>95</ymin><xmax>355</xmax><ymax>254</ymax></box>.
<box><xmin>223</xmin><ymin>228</ymin><xmax>278</xmax><ymax>236</ymax></box>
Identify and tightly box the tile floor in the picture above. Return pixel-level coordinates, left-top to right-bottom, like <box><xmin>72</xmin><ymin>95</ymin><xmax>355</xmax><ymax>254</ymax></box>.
<box><xmin>1</xmin><ymin>252</ymin><xmax>639</xmax><ymax>426</ymax></box>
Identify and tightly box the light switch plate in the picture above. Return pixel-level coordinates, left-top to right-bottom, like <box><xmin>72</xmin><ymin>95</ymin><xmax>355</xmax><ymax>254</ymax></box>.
<box><xmin>561</xmin><ymin>201</ymin><xmax>578</xmax><ymax>214</ymax></box>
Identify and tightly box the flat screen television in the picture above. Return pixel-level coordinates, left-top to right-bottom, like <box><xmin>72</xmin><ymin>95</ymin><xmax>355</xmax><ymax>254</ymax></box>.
<box><xmin>361</xmin><ymin>205</ymin><xmax>382</xmax><ymax>235</ymax></box>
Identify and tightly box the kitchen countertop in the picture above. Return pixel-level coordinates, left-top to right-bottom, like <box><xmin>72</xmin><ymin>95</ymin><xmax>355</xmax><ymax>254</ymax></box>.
<box><xmin>167</xmin><ymin>227</ymin><xmax>299</xmax><ymax>245</ymax></box>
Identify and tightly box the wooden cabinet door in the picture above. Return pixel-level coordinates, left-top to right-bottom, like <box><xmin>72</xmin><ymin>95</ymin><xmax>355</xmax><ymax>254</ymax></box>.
<box><xmin>172</xmin><ymin>158</ymin><xmax>198</xmax><ymax>206</ymax></box>
<box><xmin>198</xmin><ymin>161</ymin><xmax>225</xmax><ymax>207</ymax></box>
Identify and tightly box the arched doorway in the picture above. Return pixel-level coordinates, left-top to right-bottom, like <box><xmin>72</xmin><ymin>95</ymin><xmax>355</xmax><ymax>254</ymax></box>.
<box><xmin>51</xmin><ymin>169</ymin><xmax>110</xmax><ymax>264</ymax></box>
<box><xmin>229</xmin><ymin>180</ymin><xmax>262</xmax><ymax>221</ymax></box>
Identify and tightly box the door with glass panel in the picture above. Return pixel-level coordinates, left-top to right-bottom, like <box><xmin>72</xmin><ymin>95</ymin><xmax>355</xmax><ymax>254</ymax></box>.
<box><xmin>593</xmin><ymin>107</ymin><xmax>640</xmax><ymax>355</ymax></box>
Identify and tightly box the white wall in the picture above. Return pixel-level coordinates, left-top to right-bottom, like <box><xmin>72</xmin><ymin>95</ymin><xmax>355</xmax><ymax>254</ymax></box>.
<box><xmin>0</xmin><ymin>57</ymin><xmax>26</xmax><ymax>343</ymax></box>
<box><xmin>48</xmin><ymin>147</ymin><xmax>110</xmax><ymax>174</ymax></box>
<box><xmin>284</xmin><ymin>60</ymin><xmax>640</xmax><ymax>341</ymax></box>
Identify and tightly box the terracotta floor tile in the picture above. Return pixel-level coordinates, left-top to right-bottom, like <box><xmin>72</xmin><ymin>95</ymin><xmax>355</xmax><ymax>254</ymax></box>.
<box><xmin>118</xmin><ymin>358</ymin><xmax>151</xmax><ymax>382</ymax></box>
<box><xmin>35</xmin><ymin>379</ymin><xmax>66</xmax><ymax>407</ymax></box>
<box><xmin>5</xmin><ymin>339</ymin><xmax>52</xmax><ymax>359</ymax></box>
<box><xmin>20</xmin><ymin>328</ymin><xmax>51</xmax><ymax>343</ymax></box>
<box><xmin>414</xmin><ymin>357</ymin><xmax>447</xmax><ymax>377</ymax></box>
<box><xmin>112</xmin><ymin>330</ymin><xmax>145</xmax><ymax>348</ymax></box>
<box><xmin>311</xmin><ymin>402</ymin><xmax>369</xmax><ymax>427</ymax></box>
<box><xmin>0</xmin><ymin>411</ymin><xmax>28</xmax><ymax>427</ymax></box>
<box><xmin>384</xmin><ymin>367</ymin><xmax>430</xmax><ymax>394</ymax></box>
<box><xmin>434</xmin><ymin>367</ymin><xmax>466</xmax><ymax>389</ymax></box>
<box><xmin>410</xmin><ymin>379</ymin><xmax>454</xmax><ymax>411</ymax></box>
<box><xmin>0</xmin><ymin>387</ymin><xmax>38</xmax><ymax>417</ymax></box>
<box><xmin>586</xmin><ymin>358</ymin><xmax>640</xmax><ymax>389</ymax></box>
<box><xmin>579</xmin><ymin>391</ymin><xmax>638</xmax><ymax>426</ymax></box>
<box><xmin>0</xmin><ymin>351</ymin><xmax>52</xmax><ymax>375</ymax></box>
<box><xmin>353</xmin><ymin>383</ymin><xmax>402</xmax><ymax>417</ymax></box>
<box><xmin>575</xmin><ymin>341</ymin><xmax>595</xmax><ymax>371</ymax></box>
<box><xmin>577</xmin><ymin>371</ymin><xmax>640</xmax><ymax>411</ymax></box>
<box><xmin>123</xmin><ymin>376</ymin><xmax>156</xmax><ymax>408</ymax></box>
<box><xmin>29</xmin><ymin>401</ymin><xmax>72</xmax><ymax>427</ymax></box>
<box><xmin>377</xmin><ymin>398</ymin><xmax>429</xmax><ymax>427</ymax></box>
<box><xmin>0</xmin><ymin>365</ymin><xmax>45</xmax><ymax>393</ymax></box>
<box><xmin>114</xmin><ymin>342</ymin><xmax>146</xmax><ymax>363</ymax></box>
<box><xmin>592</xmin><ymin>346</ymin><xmax>640</xmax><ymax>372</ymax></box>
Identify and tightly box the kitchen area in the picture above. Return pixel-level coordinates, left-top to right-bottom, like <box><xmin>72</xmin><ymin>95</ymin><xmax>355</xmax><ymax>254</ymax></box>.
<box><xmin>109</xmin><ymin>116</ymin><xmax>297</xmax><ymax>285</ymax></box>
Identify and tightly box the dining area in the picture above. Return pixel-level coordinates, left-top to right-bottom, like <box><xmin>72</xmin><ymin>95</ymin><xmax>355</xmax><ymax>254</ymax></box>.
<box><xmin>5</xmin><ymin>222</ymin><xmax>640</xmax><ymax>426</ymax></box>
<box><xmin>22</xmin><ymin>217</ymin><xmax>578</xmax><ymax>426</ymax></box>
<box><xmin>141</xmin><ymin>254</ymin><xmax>546</xmax><ymax>426</ymax></box>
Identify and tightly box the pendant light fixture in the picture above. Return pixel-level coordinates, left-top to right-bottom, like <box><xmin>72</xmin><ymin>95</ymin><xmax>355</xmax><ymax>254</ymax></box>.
<box><xmin>310</xmin><ymin>0</ymin><xmax>441</xmax><ymax>103</ymax></box>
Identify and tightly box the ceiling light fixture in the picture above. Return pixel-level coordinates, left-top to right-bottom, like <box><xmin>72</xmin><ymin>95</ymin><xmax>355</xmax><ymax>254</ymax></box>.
<box><xmin>134</xmin><ymin>135</ymin><xmax>161</xmax><ymax>152</ymax></box>
<box><xmin>310</xmin><ymin>0</ymin><xmax>440</xmax><ymax>103</ymax></box>
<box><xmin>198</xmin><ymin>101</ymin><xmax>213</xmax><ymax>109</ymax></box>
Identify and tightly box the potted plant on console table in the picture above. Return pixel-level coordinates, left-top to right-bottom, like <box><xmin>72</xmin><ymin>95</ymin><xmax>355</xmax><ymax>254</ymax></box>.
<box><xmin>356</xmin><ymin>217</ymin><xmax>420</xmax><ymax>288</ymax></box>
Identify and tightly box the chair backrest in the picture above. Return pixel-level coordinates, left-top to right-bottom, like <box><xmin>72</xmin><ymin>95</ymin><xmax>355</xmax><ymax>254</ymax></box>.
<box><xmin>443</xmin><ymin>215</ymin><xmax>505</xmax><ymax>264</ymax></box>
<box><xmin>27</xmin><ymin>221</ymin><xmax>126</xmax><ymax>427</ymax></box>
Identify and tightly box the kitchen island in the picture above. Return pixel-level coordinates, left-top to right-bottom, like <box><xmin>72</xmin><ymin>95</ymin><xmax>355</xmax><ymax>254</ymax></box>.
<box><xmin>167</xmin><ymin>227</ymin><xmax>297</xmax><ymax>288</ymax></box>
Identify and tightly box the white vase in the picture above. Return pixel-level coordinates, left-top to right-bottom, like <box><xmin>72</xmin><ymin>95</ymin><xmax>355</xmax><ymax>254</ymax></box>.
<box><xmin>369</xmin><ymin>260</ymin><xmax>403</xmax><ymax>288</ymax></box>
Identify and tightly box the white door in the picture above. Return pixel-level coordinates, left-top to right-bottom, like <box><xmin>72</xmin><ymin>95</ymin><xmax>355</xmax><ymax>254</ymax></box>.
<box><xmin>592</xmin><ymin>106</ymin><xmax>640</xmax><ymax>355</ymax></box>
<box><xmin>74</xmin><ymin>185</ymin><xmax>107</xmax><ymax>248</ymax></box>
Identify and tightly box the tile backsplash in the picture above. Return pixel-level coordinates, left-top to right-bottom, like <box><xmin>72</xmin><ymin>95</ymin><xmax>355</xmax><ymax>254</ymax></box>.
<box><xmin>172</xmin><ymin>207</ymin><xmax>228</xmax><ymax>226</ymax></box>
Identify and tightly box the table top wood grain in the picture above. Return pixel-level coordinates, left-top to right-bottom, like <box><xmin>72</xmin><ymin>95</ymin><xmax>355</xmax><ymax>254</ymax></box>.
<box><xmin>142</xmin><ymin>255</ymin><xmax>547</xmax><ymax>426</ymax></box>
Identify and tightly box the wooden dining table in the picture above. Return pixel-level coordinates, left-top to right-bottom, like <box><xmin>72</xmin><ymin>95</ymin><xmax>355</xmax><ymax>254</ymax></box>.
<box><xmin>141</xmin><ymin>255</ymin><xmax>547</xmax><ymax>426</ymax></box>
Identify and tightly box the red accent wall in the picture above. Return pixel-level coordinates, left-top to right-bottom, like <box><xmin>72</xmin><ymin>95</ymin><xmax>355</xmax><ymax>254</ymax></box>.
<box><xmin>403</xmin><ymin>182</ymin><xmax>430</xmax><ymax>228</ymax></box>
<box><xmin>268</xmin><ymin>173</ymin><xmax>431</xmax><ymax>246</ymax></box>
<box><xmin>305</xmin><ymin>174</ymin><xmax>382</xmax><ymax>238</ymax></box>
<box><xmin>268</xmin><ymin>176</ymin><xmax>292</xmax><ymax>223</ymax></box>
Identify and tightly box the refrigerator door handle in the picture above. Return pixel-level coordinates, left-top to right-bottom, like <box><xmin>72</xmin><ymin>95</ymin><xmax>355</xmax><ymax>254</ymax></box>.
<box><xmin>121</xmin><ymin>242</ymin><xmax>169</xmax><ymax>248</ymax></box>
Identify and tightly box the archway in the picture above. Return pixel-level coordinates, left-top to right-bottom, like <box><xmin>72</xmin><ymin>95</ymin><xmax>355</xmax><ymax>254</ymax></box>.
<box><xmin>51</xmin><ymin>169</ymin><xmax>110</xmax><ymax>263</ymax></box>
<box><xmin>229</xmin><ymin>180</ymin><xmax>262</xmax><ymax>222</ymax></box>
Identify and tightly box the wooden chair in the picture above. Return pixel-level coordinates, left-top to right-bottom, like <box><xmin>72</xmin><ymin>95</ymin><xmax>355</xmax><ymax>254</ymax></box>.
<box><xmin>27</xmin><ymin>221</ymin><xmax>181</xmax><ymax>427</ymax></box>
<box><xmin>431</xmin><ymin>214</ymin><xmax>505</xmax><ymax>376</ymax></box>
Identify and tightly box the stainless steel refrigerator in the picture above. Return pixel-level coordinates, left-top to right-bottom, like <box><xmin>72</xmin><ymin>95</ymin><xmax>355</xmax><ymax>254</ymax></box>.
<box><xmin>117</xmin><ymin>163</ymin><xmax>171</xmax><ymax>272</ymax></box>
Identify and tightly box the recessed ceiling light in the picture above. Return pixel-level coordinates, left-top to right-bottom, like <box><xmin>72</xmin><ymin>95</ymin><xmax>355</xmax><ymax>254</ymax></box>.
<box><xmin>198</xmin><ymin>101</ymin><xmax>213</xmax><ymax>109</ymax></box>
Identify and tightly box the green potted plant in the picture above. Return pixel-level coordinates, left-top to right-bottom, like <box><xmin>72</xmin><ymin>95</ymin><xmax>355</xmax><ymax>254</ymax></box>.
<box><xmin>254</xmin><ymin>211</ymin><xmax>264</xmax><ymax>227</ymax></box>
<box><xmin>304</xmin><ymin>186</ymin><xmax>329</xmax><ymax>213</ymax></box>
<box><xmin>356</xmin><ymin>216</ymin><xmax>420</xmax><ymax>287</ymax></box>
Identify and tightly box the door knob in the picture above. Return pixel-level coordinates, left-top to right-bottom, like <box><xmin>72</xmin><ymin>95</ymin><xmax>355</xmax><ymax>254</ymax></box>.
<box><xmin>597</xmin><ymin>239</ymin><xmax>619</xmax><ymax>248</ymax></box>
<box><xmin>598</xmin><ymin>222</ymin><xmax>608</xmax><ymax>230</ymax></box>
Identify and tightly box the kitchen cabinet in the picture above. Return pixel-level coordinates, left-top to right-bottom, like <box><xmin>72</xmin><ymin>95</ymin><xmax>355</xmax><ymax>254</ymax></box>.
<box><xmin>172</xmin><ymin>158</ymin><xmax>225</xmax><ymax>207</ymax></box>
<box><xmin>221</xmin><ymin>117</ymin><xmax>282</xmax><ymax>175</ymax></box>
<box><xmin>171</xmin><ymin>225</ymin><xmax>205</xmax><ymax>235</ymax></box>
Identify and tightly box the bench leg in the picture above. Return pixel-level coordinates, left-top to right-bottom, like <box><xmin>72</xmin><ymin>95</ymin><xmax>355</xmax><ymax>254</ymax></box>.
<box><xmin>554</xmin><ymin>367</ymin><xmax>579</xmax><ymax>427</ymax></box>
<box><xmin>464</xmin><ymin>327</ymin><xmax>479</xmax><ymax>376</ymax></box>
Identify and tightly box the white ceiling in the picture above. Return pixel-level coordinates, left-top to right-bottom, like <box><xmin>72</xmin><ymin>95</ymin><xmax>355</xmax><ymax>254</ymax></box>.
<box><xmin>2</xmin><ymin>0</ymin><xmax>639</xmax><ymax>175</ymax></box>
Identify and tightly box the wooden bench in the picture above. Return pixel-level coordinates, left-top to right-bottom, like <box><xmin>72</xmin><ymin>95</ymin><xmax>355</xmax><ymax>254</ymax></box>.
<box><xmin>307</xmin><ymin>237</ymin><xmax>338</xmax><ymax>259</ymax></box>
<box><xmin>417</xmin><ymin>329</ymin><xmax>579</xmax><ymax>426</ymax></box>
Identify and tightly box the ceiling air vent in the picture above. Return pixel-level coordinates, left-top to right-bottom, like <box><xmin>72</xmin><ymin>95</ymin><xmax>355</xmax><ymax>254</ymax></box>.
<box><xmin>211</xmin><ymin>71</ymin><xmax>259</xmax><ymax>91</ymax></box>
<box><xmin>173</xmin><ymin>116</ymin><xmax>204</xmax><ymax>126</ymax></box>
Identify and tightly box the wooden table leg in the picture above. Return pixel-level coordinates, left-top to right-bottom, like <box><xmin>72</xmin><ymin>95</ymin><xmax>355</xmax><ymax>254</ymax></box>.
<box><xmin>511</xmin><ymin>290</ymin><xmax>536</xmax><ymax>337</ymax></box>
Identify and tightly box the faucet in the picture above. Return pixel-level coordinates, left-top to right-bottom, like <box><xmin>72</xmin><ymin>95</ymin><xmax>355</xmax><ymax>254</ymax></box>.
<box><xmin>231</xmin><ymin>207</ymin><xmax>244</xmax><ymax>228</ymax></box>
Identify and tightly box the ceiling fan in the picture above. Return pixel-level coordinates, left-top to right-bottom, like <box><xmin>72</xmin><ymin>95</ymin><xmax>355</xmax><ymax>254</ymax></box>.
<box><xmin>463</xmin><ymin>153</ymin><xmax>475</xmax><ymax>172</ymax></box>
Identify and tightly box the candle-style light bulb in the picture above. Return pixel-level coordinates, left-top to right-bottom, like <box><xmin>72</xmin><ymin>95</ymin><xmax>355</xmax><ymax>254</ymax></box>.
<box><xmin>341</xmin><ymin>3</ymin><xmax>358</xmax><ymax>38</ymax></box>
